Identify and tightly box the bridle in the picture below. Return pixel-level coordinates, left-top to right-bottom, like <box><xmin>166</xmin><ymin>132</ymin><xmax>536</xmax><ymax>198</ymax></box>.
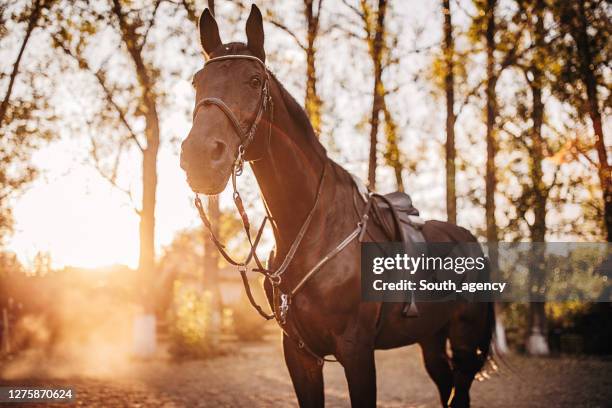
<box><xmin>190</xmin><ymin>54</ymin><xmax>374</xmax><ymax>365</ymax></box>
<box><xmin>192</xmin><ymin>54</ymin><xmax>277</xmax><ymax>317</ymax></box>
<box><xmin>192</xmin><ymin>55</ymin><xmax>273</xmax><ymax>175</ymax></box>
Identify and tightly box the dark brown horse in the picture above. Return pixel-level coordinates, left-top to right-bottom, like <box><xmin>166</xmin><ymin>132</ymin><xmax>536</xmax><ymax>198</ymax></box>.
<box><xmin>180</xmin><ymin>5</ymin><xmax>494</xmax><ymax>407</ymax></box>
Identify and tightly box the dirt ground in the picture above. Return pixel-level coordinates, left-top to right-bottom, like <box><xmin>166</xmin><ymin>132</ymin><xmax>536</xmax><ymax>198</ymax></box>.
<box><xmin>1</xmin><ymin>336</ymin><xmax>612</xmax><ymax>408</ymax></box>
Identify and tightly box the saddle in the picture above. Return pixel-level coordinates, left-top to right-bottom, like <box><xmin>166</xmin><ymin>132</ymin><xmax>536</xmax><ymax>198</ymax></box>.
<box><xmin>371</xmin><ymin>191</ymin><xmax>425</xmax><ymax>244</ymax></box>
<box><xmin>352</xmin><ymin>175</ymin><xmax>426</xmax><ymax>317</ymax></box>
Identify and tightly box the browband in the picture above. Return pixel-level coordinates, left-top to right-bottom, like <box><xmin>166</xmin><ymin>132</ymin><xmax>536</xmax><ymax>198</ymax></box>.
<box><xmin>204</xmin><ymin>54</ymin><xmax>267</xmax><ymax>69</ymax></box>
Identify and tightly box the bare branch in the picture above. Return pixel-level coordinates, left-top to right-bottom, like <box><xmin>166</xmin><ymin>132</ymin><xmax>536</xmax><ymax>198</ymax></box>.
<box><xmin>0</xmin><ymin>0</ymin><xmax>44</xmax><ymax>126</ymax></box>
<box><xmin>452</xmin><ymin>0</ymin><xmax>475</xmax><ymax>19</ymax></box>
<box><xmin>315</xmin><ymin>0</ymin><xmax>324</xmax><ymax>20</ymax></box>
<box><xmin>342</xmin><ymin>0</ymin><xmax>364</xmax><ymax>22</ymax></box>
<box><xmin>138</xmin><ymin>0</ymin><xmax>163</xmax><ymax>52</ymax></box>
<box><xmin>181</xmin><ymin>0</ymin><xmax>198</xmax><ymax>24</ymax></box>
<box><xmin>267</xmin><ymin>19</ymin><xmax>306</xmax><ymax>50</ymax></box>
<box><xmin>89</xmin><ymin>134</ymin><xmax>142</xmax><ymax>214</ymax></box>
<box><xmin>53</xmin><ymin>35</ymin><xmax>146</xmax><ymax>152</ymax></box>
<box><xmin>456</xmin><ymin>79</ymin><xmax>486</xmax><ymax>117</ymax></box>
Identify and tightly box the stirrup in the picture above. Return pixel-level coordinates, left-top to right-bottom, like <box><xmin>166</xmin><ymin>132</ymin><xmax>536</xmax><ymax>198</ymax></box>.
<box><xmin>402</xmin><ymin>296</ymin><xmax>419</xmax><ymax>318</ymax></box>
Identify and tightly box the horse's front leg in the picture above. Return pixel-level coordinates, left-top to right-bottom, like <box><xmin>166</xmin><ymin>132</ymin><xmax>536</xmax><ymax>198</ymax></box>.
<box><xmin>283</xmin><ymin>334</ymin><xmax>324</xmax><ymax>407</ymax></box>
<box><xmin>338</xmin><ymin>342</ymin><xmax>377</xmax><ymax>408</ymax></box>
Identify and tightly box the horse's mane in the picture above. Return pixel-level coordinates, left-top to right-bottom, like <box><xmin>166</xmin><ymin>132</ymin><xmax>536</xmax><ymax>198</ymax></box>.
<box><xmin>211</xmin><ymin>42</ymin><xmax>327</xmax><ymax>161</ymax></box>
<box><xmin>269</xmin><ymin>71</ymin><xmax>327</xmax><ymax>160</ymax></box>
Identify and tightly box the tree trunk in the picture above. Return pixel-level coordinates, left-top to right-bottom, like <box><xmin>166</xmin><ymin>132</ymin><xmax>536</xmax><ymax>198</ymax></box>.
<box><xmin>485</xmin><ymin>0</ymin><xmax>498</xmax><ymax>245</ymax></box>
<box><xmin>442</xmin><ymin>0</ymin><xmax>456</xmax><ymax>224</ymax></box>
<box><xmin>133</xmin><ymin>59</ymin><xmax>160</xmax><ymax>315</ymax></box>
<box><xmin>526</xmin><ymin>82</ymin><xmax>549</xmax><ymax>355</ymax></box>
<box><xmin>139</xmin><ymin>130</ymin><xmax>159</xmax><ymax>311</ymax></box>
<box><xmin>195</xmin><ymin>0</ymin><xmax>223</xmax><ymax>346</ymax></box>
<box><xmin>366</xmin><ymin>0</ymin><xmax>387</xmax><ymax>190</ymax></box>
<box><xmin>484</xmin><ymin>0</ymin><xmax>506</xmax><ymax>354</ymax></box>
<box><xmin>526</xmin><ymin>0</ymin><xmax>549</xmax><ymax>356</ymax></box>
<box><xmin>203</xmin><ymin>196</ymin><xmax>222</xmax><ymax>347</ymax></box>
<box><xmin>202</xmin><ymin>198</ymin><xmax>221</xmax><ymax>305</ymax></box>
<box><xmin>382</xmin><ymin>101</ymin><xmax>404</xmax><ymax>192</ymax></box>
<box><xmin>304</xmin><ymin>0</ymin><xmax>322</xmax><ymax>136</ymax></box>
<box><xmin>572</xmin><ymin>0</ymin><xmax>611</xmax><ymax>242</ymax></box>
<box><xmin>0</xmin><ymin>0</ymin><xmax>44</xmax><ymax>127</ymax></box>
<box><xmin>133</xmin><ymin>93</ymin><xmax>159</xmax><ymax>357</ymax></box>
<box><xmin>112</xmin><ymin>0</ymin><xmax>161</xmax><ymax>355</ymax></box>
<box><xmin>494</xmin><ymin>303</ymin><xmax>509</xmax><ymax>354</ymax></box>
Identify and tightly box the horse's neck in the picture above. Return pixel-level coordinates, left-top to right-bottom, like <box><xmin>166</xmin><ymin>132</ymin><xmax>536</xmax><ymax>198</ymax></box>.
<box><xmin>249</xmin><ymin>84</ymin><xmax>328</xmax><ymax>256</ymax></box>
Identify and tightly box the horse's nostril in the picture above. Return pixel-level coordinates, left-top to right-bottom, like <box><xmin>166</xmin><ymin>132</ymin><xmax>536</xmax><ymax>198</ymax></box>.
<box><xmin>210</xmin><ymin>141</ymin><xmax>226</xmax><ymax>162</ymax></box>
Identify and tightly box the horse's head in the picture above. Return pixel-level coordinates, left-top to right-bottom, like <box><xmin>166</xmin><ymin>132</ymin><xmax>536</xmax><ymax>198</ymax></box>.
<box><xmin>181</xmin><ymin>5</ymin><xmax>269</xmax><ymax>195</ymax></box>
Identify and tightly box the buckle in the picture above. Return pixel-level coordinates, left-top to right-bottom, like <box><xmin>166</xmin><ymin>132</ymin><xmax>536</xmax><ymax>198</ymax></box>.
<box><xmin>279</xmin><ymin>293</ymin><xmax>290</xmax><ymax>325</ymax></box>
<box><xmin>234</xmin><ymin>145</ymin><xmax>245</xmax><ymax>175</ymax></box>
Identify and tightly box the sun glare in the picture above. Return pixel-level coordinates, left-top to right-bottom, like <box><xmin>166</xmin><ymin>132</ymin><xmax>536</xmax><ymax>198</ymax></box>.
<box><xmin>9</xmin><ymin>174</ymin><xmax>140</xmax><ymax>270</ymax></box>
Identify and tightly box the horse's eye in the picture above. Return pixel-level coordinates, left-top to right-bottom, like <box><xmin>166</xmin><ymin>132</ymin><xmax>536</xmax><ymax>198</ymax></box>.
<box><xmin>250</xmin><ymin>77</ymin><xmax>262</xmax><ymax>88</ymax></box>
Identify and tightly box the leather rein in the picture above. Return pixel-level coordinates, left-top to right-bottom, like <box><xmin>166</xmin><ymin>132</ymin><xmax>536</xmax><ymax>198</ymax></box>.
<box><xmin>192</xmin><ymin>54</ymin><xmax>374</xmax><ymax>364</ymax></box>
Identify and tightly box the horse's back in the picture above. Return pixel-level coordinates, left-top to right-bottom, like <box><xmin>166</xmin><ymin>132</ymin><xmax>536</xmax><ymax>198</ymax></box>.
<box><xmin>374</xmin><ymin>219</ymin><xmax>488</xmax><ymax>349</ymax></box>
<box><xmin>422</xmin><ymin>220</ymin><xmax>478</xmax><ymax>244</ymax></box>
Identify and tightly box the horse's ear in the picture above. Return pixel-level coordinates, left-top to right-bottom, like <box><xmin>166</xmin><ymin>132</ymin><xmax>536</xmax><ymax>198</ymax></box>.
<box><xmin>245</xmin><ymin>4</ymin><xmax>265</xmax><ymax>62</ymax></box>
<box><xmin>199</xmin><ymin>8</ymin><xmax>222</xmax><ymax>57</ymax></box>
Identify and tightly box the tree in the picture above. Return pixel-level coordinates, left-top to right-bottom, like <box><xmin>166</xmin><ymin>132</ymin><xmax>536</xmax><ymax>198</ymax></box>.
<box><xmin>53</xmin><ymin>0</ymin><xmax>163</xmax><ymax>309</ymax></box>
<box><xmin>523</xmin><ymin>0</ymin><xmax>550</xmax><ymax>356</ymax></box>
<box><xmin>471</xmin><ymin>0</ymin><xmax>534</xmax><ymax>240</ymax></box>
<box><xmin>50</xmin><ymin>0</ymin><xmax>187</xmax><ymax>355</ymax></box>
<box><xmin>109</xmin><ymin>0</ymin><xmax>161</xmax><ymax>298</ymax></box>
<box><xmin>0</xmin><ymin>0</ymin><xmax>57</xmax><ymax>243</ymax></box>
<box><xmin>225</xmin><ymin>1</ymin><xmax>325</xmax><ymax>136</ymax></box>
<box><xmin>268</xmin><ymin>0</ymin><xmax>325</xmax><ymax>136</ymax></box>
<box><xmin>442</xmin><ymin>0</ymin><xmax>456</xmax><ymax>224</ymax></box>
<box><xmin>484</xmin><ymin>0</ymin><xmax>498</xmax><ymax>248</ymax></box>
<box><xmin>470</xmin><ymin>0</ymin><xmax>526</xmax><ymax>354</ymax></box>
<box><xmin>0</xmin><ymin>0</ymin><xmax>51</xmax><ymax>125</ymax></box>
<box><xmin>181</xmin><ymin>0</ymin><xmax>233</xmax><ymax>335</ymax></box>
<box><xmin>363</xmin><ymin>0</ymin><xmax>386</xmax><ymax>190</ymax></box>
<box><xmin>303</xmin><ymin>0</ymin><xmax>324</xmax><ymax>136</ymax></box>
<box><xmin>552</xmin><ymin>0</ymin><xmax>611</xmax><ymax>241</ymax></box>
<box><xmin>343</xmin><ymin>0</ymin><xmax>404</xmax><ymax>191</ymax></box>
<box><xmin>510</xmin><ymin>0</ymin><xmax>557</xmax><ymax>356</ymax></box>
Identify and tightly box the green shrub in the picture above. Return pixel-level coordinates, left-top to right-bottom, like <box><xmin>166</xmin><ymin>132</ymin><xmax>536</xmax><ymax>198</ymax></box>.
<box><xmin>168</xmin><ymin>281</ymin><xmax>215</xmax><ymax>358</ymax></box>
<box><xmin>232</xmin><ymin>290</ymin><xmax>268</xmax><ymax>342</ymax></box>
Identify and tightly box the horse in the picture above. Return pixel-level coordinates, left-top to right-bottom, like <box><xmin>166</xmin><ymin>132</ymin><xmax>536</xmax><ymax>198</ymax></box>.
<box><xmin>180</xmin><ymin>5</ymin><xmax>494</xmax><ymax>407</ymax></box>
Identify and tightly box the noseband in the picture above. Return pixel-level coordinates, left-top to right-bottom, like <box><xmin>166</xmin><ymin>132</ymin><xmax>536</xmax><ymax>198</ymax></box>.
<box><xmin>192</xmin><ymin>55</ymin><xmax>272</xmax><ymax>173</ymax></box>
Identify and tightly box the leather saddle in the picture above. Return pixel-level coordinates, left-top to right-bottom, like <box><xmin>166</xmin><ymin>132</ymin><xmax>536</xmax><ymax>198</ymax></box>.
<box><xmin>351</xmin><ymin>175</ymin><xmax>426</xmax><ymax>317</ymax></box>
<box><xmin>373</xmin><ymin>191</ymin><xmax>425</xmax><ymax>242</ymax></box>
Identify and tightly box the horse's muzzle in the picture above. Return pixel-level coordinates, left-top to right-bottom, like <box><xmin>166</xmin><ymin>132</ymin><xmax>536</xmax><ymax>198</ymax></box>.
<box><xmin>180</xmin><ymin>140</ymin><xmax>233</xmax><ymax>195</ymax></box>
